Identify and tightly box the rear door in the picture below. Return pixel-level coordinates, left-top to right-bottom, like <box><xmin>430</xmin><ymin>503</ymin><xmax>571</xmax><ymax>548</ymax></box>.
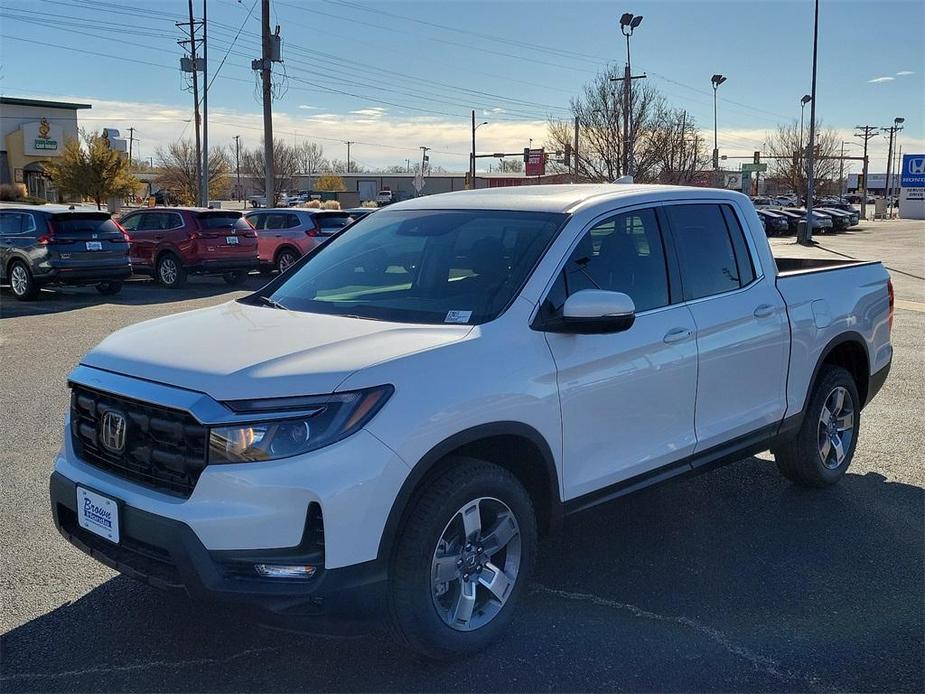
<box><xmin>0</xmin><ymin>211</ymin><xmax>37</xmax><ymax>279</ymax></box>
<box><xmin>48</xmin><ymin>213</ymin><xmax>129</xmax><ymax>270</ymax></box>
<box><xmin>663</xmin><ymin>202</ymin><xmax>788</xmax><ymax>452</ymax></box>
<box><xmin>121</xmin><ymin>211</ymin><xmax>159</xmax><ymax>268</ymax></box>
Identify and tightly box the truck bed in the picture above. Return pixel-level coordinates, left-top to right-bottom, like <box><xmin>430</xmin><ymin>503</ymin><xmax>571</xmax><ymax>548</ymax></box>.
<box><xmin>775</xmin><ymin>256</ymin><xmax>880</xmax><ymax>276</ymax></box>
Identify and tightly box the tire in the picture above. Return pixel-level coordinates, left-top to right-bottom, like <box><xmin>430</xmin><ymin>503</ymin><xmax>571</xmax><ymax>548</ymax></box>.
<box><xmin>388</xmin><ymin>458</ymin><xmax>537</xmax><ymax>659</ymax></box>
<box><xmin>223</xmin><ymin>270</ymin><xmax>249</xmax><ymax>286</ymax></box>
<box><xmin>773</xmin><ymin>364</ymin><xmax>860</xmax><ymax>487</ymax></box>
<box><xmin>156</xmin><ymin>253</ymin><xmax>187</xmax><ymax>288</ymax></box>
<box><xmin>8</xmin><ymin>261</ymin><xmax>38</xmax><ymax>301</ymax></box>
<box><xmin>95</xmin><ymin>280</ymin><xmax>123</xmax><ymax>295</ymax></box>
<box><xmin>275</xmin><ymin>249</ymin><xmax>299</xmax><ymax>275</ymax></box>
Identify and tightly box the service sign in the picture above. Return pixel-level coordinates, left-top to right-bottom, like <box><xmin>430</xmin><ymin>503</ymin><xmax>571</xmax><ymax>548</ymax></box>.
<box><xmin>900</xmin><ymin>154</ymin><xmax>925</xmax><ymax>188</ymax></box>
<box><xmin>525</xmin><ymin>148</ymin><xmax>545</xmax><ymax>177</ymax></box>
<box><xmin>22</xmin><ymin>118</ymin><xmax>63</xmax><ymax>157</ymax></box>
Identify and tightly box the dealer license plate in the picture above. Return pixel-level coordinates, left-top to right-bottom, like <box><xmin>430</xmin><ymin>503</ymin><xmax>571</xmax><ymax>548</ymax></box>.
<box><xmin>85</xmin><ymin>241</ymin><xmax>103</xmax><ymax>251</ymax></box>
<box><xmin>225</xmin><ymin>235</ymin><xmax>239</xmax><ymax>245</ymax></box>
<box><xmin>76</xmin><ymin>487</ymin><xmax>120</xmax><ymax>543</ymax></box>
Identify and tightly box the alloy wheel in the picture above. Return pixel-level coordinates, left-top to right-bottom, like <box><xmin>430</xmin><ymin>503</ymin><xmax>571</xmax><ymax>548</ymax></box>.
<box><xmin>159</xmin><ymin>258</ymin><xmax>178</xmax><ymax>285</ymax></box>
<box><xmin>10</xmin><ymin>265</ymin><xmax>29</xmax><ymax>296</ymax></box>
<box><xmin>817</xmin><ymin>385</ymin><xmax>855</xmax><ymax>469</ymax></box>
<box><xmin>278</xmin><ymin>251</ymin><xmax>297</xmax><ymax>273</ymax></box>
<box><xmin>431</xmin><ymin>496</ymin><xmax>521</xmax><ymax>632</ymax></box>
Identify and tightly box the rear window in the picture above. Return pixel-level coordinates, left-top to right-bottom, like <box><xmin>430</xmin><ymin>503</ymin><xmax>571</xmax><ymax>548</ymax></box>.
<box><xmin>317</xmin><ymin>213</ymin><xmax>353</xmax><ymax>231</ymax></box>
<box><xmin>52</xmin><ymin>215</ymin><xmax>121</xmax><ymax>236</ymax></box>
<box><xmin>198</xmin><ymin>213</ymin><xmax>250</xmax><ymax>231</ymax></box>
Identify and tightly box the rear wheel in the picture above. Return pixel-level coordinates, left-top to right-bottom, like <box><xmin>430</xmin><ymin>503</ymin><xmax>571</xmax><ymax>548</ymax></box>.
<box><xmin>9</xmin><ymin>261</ymin><xmax>38</xmax><ymax>300</ymax></box>
<box><xmin>95</xmin><ymin>281</ymin><xmax>123</xmax><ymax>295</ymax></box>
<box><xmin>156</xmin><ymin>253</ymin><xmax>187</xmax><ymax>288</ymax></box>
<box><xmin>276</xmin><ymin>249</ymin><xmax>299</xmax><ymax>274</ymax></box>
<box><xmin>223</xmin><ymin>270</ymin><xmax>249</xmax><ymax>286</ymax></box>
<box><xmin>388</xmin><ymin>458</ymin><xmax>536</xmax><ymax>659</ymax></box>
<box><xmin>773</xmin><ymin>365</ymin><xmax>860</xmax><ymax>487</ymax></box>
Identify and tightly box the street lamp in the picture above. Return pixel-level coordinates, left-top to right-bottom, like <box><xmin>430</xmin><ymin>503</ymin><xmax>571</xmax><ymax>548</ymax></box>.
<box><xmin>883</xmin><ymin>116</ymin><xmax>904</xmax><ymax>215</ymax></box>
<box><xmin>470</xmin><ymin>113</ymin><xmax>488</xmax><ymax>186</ymax></box>
<box><xmin>799</xmin><ymin>94</ymin><xmax>812</xmax><ymax>166</ymax></box>
<box><xmin>620</xmin><ymin>12</ymin><xmax>643</xmax><ymax>177</ymax></box>
<box><xmin>711</xmin><ymin>74</ymin><xmax>727</xmax><ymax>180</ymax></box>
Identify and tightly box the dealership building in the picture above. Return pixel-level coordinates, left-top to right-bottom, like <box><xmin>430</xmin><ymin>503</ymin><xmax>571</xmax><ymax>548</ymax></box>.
<box><xmin>0</xmin><ymin>96</ymin><xmax>91</xmax><ymax>201</ymax></box>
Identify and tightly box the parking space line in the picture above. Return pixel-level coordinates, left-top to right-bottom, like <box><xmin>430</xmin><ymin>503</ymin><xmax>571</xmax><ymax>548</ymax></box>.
<box><xmin>895</xmin><ymin>300</ymin><xmax>925</xmax><ymax>313</ymax></box>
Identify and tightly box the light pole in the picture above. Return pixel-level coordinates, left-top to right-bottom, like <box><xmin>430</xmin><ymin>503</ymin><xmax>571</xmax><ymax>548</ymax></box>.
<box><xmin>470</xmin><ymin>112</ymin><xmax>487</xmax><ymax>188</ymax></box>
<box><xmin>233</xmin><ymin>134</ymin><xmax>241</xmax><ymax>201</ymax></box>
<box><xmin>344</xmin><ymin>141</ymin><xmax>354</xmax><ymax>173</ymax></box>
<box><xmin>800</xmin><ymin>0</ymin><xmax>820</xmax><ymax>245</ymax></box>
<box><xmin>882</xmin><ymin>117</ymin><xmax>904</xmax><ymax>217</ymax></box>
<box><xmin>711</xmin><ymin>74</ymin><xmax>726</xmax><ymax>184</ymax></box>
<box><xmin>620</xmin><ymin>12</ymin><xmax>643</xmax><ymax>177</ymax></box>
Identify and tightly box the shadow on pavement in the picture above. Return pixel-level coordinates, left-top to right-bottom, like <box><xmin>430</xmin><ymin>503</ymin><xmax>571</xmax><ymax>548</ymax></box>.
<box><xmin>1</xmin><ymin>461</ymin><xmax>922</xmax><ymax>692</ymax></box>
<box><xmin>0</xmin><ymin>274</ymin><xmax>270</xmax><ymax>320</ymax></box>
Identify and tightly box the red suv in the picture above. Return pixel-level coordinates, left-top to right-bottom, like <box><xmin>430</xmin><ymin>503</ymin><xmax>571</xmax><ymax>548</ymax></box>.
<box><xmin>119</xmin><ymin>208</ymin><xmax>258</xmax><ymax>288</ymax></box>
<box><xmin>243</xmin><ymin>209</ymin><xmax>354</xmax><ymax>274</ymax></box>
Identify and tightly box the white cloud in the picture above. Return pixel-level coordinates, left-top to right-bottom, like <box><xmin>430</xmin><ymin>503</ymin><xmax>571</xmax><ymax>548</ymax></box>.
<box><xmin>298</xmin><ymin>104</ymin><xmax>320</xmax><ymax>110</ymax></box>
<box><xmin>349</xmin><ymin>108</ymin><xmax>386</xmax><ymax>117</ymax></box>
<box><xmin>868</xmin><ymin>76</ymin><xmax>896</xmax><ymax>83</ymax></box>
<box><xmin>896</xmin><ymin>70</ymin><xmax>915</xmax><ymax>76</ymax></box>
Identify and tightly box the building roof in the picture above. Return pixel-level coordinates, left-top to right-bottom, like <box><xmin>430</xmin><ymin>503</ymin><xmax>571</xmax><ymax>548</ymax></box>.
<box><xmin>0</xmin><ymin>96</ymin><xmax>92</xmax><ymax>111</ymax></box>
<box><xmin>387</xmin><ymin>183</ymin><xmax>747</xmax><ymax>214</ymax></box>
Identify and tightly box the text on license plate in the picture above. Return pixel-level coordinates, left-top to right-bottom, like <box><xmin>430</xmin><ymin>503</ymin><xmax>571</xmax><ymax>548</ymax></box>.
<box><xmin>76</xmin><ymin>487</ymin><xmax>120</xmax><ymax>543</ymax></box>
<box><xmin>86</xmin><ymin>241</ymin><xmax>103</xmax><ymax>251</ymax></box>
<box><xmin>225</xmin><ymin>235</ymin><xmax>239</xmax><ymax>245</ymax></box>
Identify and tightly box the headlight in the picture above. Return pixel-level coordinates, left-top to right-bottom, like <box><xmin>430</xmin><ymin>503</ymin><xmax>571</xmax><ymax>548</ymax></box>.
<box><xmin>208</xmin><ymin>385</ymin><xmax>393</xmax><ymax>463</ymax></box>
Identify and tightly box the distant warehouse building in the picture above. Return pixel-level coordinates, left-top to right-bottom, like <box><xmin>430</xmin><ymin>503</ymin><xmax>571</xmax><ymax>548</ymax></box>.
<box><xmin>0</xmin><ymin>96</ymin><xmax>92</xmax><ymax>201</ymax></box>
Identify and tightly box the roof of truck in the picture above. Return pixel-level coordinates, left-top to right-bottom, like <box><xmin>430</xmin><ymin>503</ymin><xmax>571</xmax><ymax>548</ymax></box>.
<box><xmin>388</xmin><ymin>184</ymin><xmax>746</xmax><ymax>214</ymax></box>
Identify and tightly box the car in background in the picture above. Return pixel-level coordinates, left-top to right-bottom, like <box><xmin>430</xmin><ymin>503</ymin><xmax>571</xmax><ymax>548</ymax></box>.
<box><xmin>244</xmin><ymin>208</ymin><xmax>355</xmax><ymax>274</ymax></box>
<box><xmin>817</xmin><ymin>207</ymin><xmax>857</xmax><ymax>229</ymax></box>
<box><xmin>773</xmin><ymin>195</ymin><xmax>799</xmax><ymax>207</ymax></box>
<box><xmin>780</xmin><ymin>208</ymin><xmax>835</xmax><ymax>234</ymax></box>
<box><xmin>755</xmin><ymin>208</ymin><xmax>790</xmax><ymax>236</ymax></box>
<box><xmin>0</xmin><ymin>205</ymin><xmax>131</xmax><ymax>301</ymax></box>
<box><xmin>751</xmin><ymin>196</ymin><xmax>774</xmax><ymax>208</ymax></box>
<box><xmin>375</xmin><ymin>190</ymin><xmax>394</xmax><ymax>205</ymax></box>
<box><xmin>119</xmin><ymin>208</ymin><xmax>258</xmax><ymax>288</ymax></box>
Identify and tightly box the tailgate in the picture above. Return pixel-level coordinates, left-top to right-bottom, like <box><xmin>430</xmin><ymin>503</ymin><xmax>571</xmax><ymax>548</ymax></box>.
<box><xmin>48</xmin><ymin>213</ymin><xmax>129</xmax><ymax>266</ymax></box>
<box><xmin>196</xmin><ymin>212</ymin><xmax>257</xmax><ymax>258</ymax></box>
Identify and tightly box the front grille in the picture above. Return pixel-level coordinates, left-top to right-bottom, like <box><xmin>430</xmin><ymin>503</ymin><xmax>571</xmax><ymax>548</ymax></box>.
<box><xmin>70</xmin><ymin>384</ymin><xmax>208</xmax><ymax>498</ymax></box>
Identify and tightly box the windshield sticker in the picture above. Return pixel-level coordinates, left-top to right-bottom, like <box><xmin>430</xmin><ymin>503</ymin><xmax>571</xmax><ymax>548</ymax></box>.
<box><xmin>445</xmin><ymin>310</ymin><xmax>473</xmax><ymax>324</ymax></box>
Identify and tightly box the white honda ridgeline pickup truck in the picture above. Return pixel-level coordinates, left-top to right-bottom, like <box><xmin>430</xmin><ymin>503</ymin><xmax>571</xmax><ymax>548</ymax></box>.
<box><xmin>51</xmin><ymin>185</ymin><xmax>893</xmax><ymax>658</ymax></box>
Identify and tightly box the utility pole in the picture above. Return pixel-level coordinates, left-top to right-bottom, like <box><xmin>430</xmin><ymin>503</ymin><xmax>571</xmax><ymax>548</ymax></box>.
<box><xmin>882</xmin><ymin>118</ymin><xmax>904</xmax><ymax>219</ymax></box>
<box><xmin>854</xmin><ymin>125</ymin><xmax>877</xmax><ymax>220</ymax></box>
<box><xmin>257</xmin><ymin>0</ymin><xmax>275</xmax><ymax>207</ymax></box>
<box><xmin>420</xmin><ymin>146</ymin><xmax>430</xmax><ymax>175</ymax></box>
<box><xmin>405</xmin><ymin>159</ymin><xmax>410</xmax><ymax>173</ymax></box>
<box><xmin>470</xmin><ymin>110</ymin><xmax>476</xmax><ymax>186</ymax></box>
<box><xmin>344</xmin><ymin>141</ymin><xmax>354</xmax><ymax>173</ymax></box>
<box><xmin>612</xmin><ymin>13</ymin><xmax>644</xmax><ymax>178</ymax></box>
<box><xmin>179</xmin><ymin>0</ymin><xmax>202</xmax><ymax>203</ymax></box>
<box><xmin>573</xmin><ymin>115</ymin><xmax>580</xmax><ymax>178</ymax></box>
<box><xmin>200</xmin><ymin>0</ymin><xmax>209</xmax><ymax>207</ymax></box>
<box><xmin>800</xmin><ymin>0</ymin><xmax>820</xmax><ymax>245</ymax></box>
<box><xmin>233</xmin><ymin>135</ymin><xmax>241</xmax><ymax>201</ymax></box>
<box><xmin>127</xmin><ymin>127</ymin><xmax>136</xmax><ymax>165</ymax></box>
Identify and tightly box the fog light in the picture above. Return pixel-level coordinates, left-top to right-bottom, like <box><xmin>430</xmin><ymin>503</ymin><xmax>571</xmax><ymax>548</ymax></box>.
<box><xmin>254</xmin><ymin>563</ymin><xmax>317</xmax><ymax>579</ymax></box>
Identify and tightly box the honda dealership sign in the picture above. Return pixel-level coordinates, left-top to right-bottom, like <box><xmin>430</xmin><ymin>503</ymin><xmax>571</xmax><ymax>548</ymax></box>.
<box><xmin>899</xmin><ymin>153</ymin><xmax>925</xmax><ymax>220</ymax></box>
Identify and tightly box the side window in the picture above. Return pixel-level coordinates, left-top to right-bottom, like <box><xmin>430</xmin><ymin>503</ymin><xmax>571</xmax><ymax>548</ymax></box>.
<box><xmin>135</xmin><ymin>213</ymin><xmax>159</xmax><ymax>231</ymax></box>
<box><xmin>265</xmin><ymin>213</ymin><xmax>289</xmax><ymax>230</ymax></box>
<box><xmin>286</xmin><ymin>214</ymin><xmax>301</xmax><ymax>228</ymax></box>
<box><xmin>721</xmin><ymin>205</ymin><xmax>756</xmax><ymax>286</ymax></box>
<box><xmin>246</xmin><ymin>214</ymin><xmax>265</xmax><ymax>229</ymax></box>
<box><xmin>548</xmin><ymin>208</ymin><xmax>670</xmax><ymax>314</ymax></box>
<box><xmin>120</xmin><ymin>214</ymin><xmax>141</xmax><ymax>232</ymax></box>
<box><xmin>0</xmin><ymin>212</ymin><xmax>22</xmax><ymax>235</ymax></box>
<box><xmin>163</xmin><ymin>213</ymin><xmax>184</xmax><ymax>230</ymax></box>
<box><xmin>664</xmin><ymin>204</ymin><xmax>742</xmax><ymax>300</ymax></box>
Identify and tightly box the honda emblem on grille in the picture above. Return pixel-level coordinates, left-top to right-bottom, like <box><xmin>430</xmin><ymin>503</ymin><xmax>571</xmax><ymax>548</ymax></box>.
<box><xmin>100</xmin><ymin>410</ymin><xmax>127</xmax><ymax>453</ymax></box>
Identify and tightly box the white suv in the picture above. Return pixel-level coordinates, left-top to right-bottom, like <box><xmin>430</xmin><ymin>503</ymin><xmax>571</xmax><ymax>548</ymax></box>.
<box><xmin>51</xmin><ymin>185</ymin><xmax>892</xmax><ymax>658</ymax></box>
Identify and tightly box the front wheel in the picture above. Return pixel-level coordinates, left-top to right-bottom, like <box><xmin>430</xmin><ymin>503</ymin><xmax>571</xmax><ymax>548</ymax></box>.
<box><xmin>389</xmin><ymin>458</ymin><xmax>537</xmax><ymax>659</ymax></box>
<box><xmin>773</xmin><ymin>364</ymin><xmax>860</xmax><ymax>487</ymax></box>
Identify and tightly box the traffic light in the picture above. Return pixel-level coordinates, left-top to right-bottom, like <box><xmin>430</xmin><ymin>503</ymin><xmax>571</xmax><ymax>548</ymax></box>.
<box><xmin>523</xmin><ymin>147</ymin><xmax>530</xmax><ymax>163</ymax></box>
<box><xmin>753</xmin><ymin>151</ymin><xmax>761</xmax><ymax>164</ymax></box>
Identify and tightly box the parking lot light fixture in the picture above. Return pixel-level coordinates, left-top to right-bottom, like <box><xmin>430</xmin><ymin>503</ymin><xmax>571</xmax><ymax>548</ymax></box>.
<box><xmin>799</xmin><ymin>94</ymin><xmax>812</xmax><ymax>166</ymax></box>
<box><xmin>711</xmin><ymin>74</ymin><xmax>727</xmax><ymax>178</ymax></box>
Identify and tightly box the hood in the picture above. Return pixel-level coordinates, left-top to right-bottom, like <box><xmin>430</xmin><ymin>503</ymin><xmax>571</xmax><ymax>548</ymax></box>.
<box><xmin>82</xmin><ymin>301</ymin><xmax>472</xmax><ymax>401</ymax></box>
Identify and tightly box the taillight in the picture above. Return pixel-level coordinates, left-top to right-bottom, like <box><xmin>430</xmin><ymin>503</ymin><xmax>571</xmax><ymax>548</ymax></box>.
<box><xmin>115</xmin><ymin>220</ymin><xmax>131</xmax><ymax>242</ymax></box>
<box><xmin>887</xmin><ymin>278</ymin><xmax>894</xmax><ymax>332</ymax></box>
<box><xmin>305</xmin><ymin>228</ymin><xmax>320</xmax><ymax>237</ymax></box>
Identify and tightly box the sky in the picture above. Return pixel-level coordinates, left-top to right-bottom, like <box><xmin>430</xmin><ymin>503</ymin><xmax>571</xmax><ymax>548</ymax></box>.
<box><xmin>0</xmin><ymin>0</ymin><xmax>922</xmax><ymax>173</ymax></box>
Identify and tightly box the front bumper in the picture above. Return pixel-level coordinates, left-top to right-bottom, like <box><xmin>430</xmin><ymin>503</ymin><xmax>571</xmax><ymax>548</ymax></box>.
<box><xmin>50</xmin><ymin>471</ymin><xmax>387</xmax><ymax>623</ymax></box>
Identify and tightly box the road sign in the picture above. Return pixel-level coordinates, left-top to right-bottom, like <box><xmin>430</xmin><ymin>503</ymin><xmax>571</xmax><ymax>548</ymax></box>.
<box><xmin>741</xmin><ymin>163</ymin><xmax>768</xmax><ymax>173</ymax></box>
<box><xmin>900</xmin><ymin>154</ymin><xmax>925</xmax><ymax>188</ymax></box>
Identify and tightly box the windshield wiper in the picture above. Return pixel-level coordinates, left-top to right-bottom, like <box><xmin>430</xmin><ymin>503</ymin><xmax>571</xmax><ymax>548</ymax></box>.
<box><xmin>256</xmin><ymin>295</ymin><xmax>290</xmax><ymax>311</ymax></box>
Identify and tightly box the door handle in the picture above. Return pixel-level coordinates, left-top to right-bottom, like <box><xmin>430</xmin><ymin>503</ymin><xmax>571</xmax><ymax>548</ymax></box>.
<box><xmin>753</xmin><ymin>304</ymin><xmax>775</xmax><ymax>318</ymax></box>
<box><xmin>663</xmin><ymin>327</ymin><xmax>693</xmax><ymax>344</ymax></box>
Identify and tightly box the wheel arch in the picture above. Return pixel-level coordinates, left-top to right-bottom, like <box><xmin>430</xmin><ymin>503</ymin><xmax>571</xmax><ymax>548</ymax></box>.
<box><xmin>376</xmin><ymin>422</ymin><xmax>562</xmax><ymax>562</ymax></box>
<box><xmin>274</xmin><ymin>244</ymin><xmax>302</xmax><ymax>265</ymax></box>
<box><xmin>804</xmin><ymin>332</ymin><xmax>871</xmax><ymax>413</ymax></box>
<box><xmin>154</xmin><ymin>244</ymin><xmax>183</xmax><ymax>267</ymax></box>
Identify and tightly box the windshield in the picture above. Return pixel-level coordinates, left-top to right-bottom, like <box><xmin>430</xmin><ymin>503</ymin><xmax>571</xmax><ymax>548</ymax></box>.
<box><xmin>260</xmin><ymin>209</ymin><xmax>566</xmax><ymax>325</ymax></box>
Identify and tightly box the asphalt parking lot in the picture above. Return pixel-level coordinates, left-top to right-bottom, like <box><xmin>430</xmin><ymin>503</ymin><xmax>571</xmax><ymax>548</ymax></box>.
<box><xmin>1</xmin><ymin>219</ymin><xmax>923</xmax><ymax>692</ymax></box>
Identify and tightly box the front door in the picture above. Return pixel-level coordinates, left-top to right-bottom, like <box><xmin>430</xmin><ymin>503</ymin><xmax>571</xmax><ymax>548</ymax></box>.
<box><xmin>542</xmin><ymin>208</ymin><xmax>699</xmax><ymax>500</ymax></box>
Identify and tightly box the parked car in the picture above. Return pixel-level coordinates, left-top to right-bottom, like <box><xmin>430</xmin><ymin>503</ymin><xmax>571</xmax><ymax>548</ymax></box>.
<box><xmin>0</xmin><ymin>205</ymin><xmax>131</xmax><ymax>300</ymax></box>
<box><xmin>816</xmin><ymin>207</ymin><xmax>852</xmax><ymax>230</ymax></box>
<box><xmin>779</xmin><ymin>208</ymin><xmax>835</xmax><ymax>234</ymax></box>
<box><xmin>750</xmin><ymin>196</ymin><xmax>774</xmax><ymax>208</ymax></box>
<box><xmin>375</xmin><ymin>190</ymin><xmax>394</xmax><ymax>205</ymax></box>
<box><xmin>756</xmin><ymin>208</ymin><xmax>790</xmax><ymax>236</ymax></box>
<box><xmin>119</xmin><ymin>208</ymin><xmax>258</xmax><ymax>288</ymax></box>
<box><xmin>244</xmin><ymin>209</ymin><xmax>355</xmax><ymax>274</ymax></box>
<box><xmin>51</xmin><ymin>185</ymin><xmax>892</xmax><ymax>658</ymax></box>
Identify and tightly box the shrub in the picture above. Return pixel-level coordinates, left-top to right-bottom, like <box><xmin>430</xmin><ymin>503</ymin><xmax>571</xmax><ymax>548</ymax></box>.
<box><xmin>0</xmin><ymin>183</ymin><xmax>27</xmax><ymax>201</ymax></box>
<box><xmin>300</xmin><ymin>199</ymin><xmax>322</xmax><ymax>208</ymax></box>
<box><xmin>321</xmin><ymin>200</ymin><xmax>341</xmax><ymax>210</ymax></box>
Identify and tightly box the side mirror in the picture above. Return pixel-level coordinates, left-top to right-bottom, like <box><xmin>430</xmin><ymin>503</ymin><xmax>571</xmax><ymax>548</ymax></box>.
<box><xmin>550</xmin><ymin>289</ymin><xmax>636</xmax><ymax>334</ymax></box>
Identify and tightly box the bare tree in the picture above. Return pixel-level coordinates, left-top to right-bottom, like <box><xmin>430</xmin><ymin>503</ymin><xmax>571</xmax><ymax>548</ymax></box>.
<box><xmin>296</xmin><ymin>141</ymin><xmax>328</xmax><ymax>173</ymax></box>
<box><xmin>497</xmin><ymin>159</ymin><xmax>523</xmax><ymax>173</ymax></box>
<box><xmin>155</xmin><ymin>140</ymin><xmax>230</xmax><ymax>205</ymax></box>
<box><xmin>646</xmin><ymin>107</ymin><xmax>710</xmax><ymax>185</ymax></box>
<box><xmin>241</xmin><ymin>138</ymin><xmax>300</xmax><ymax>203</ymax></box>
<box><xmin>764</xmin><ymin>121</ymin><xmax>842</xmax><ymax>198</ymax></box>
